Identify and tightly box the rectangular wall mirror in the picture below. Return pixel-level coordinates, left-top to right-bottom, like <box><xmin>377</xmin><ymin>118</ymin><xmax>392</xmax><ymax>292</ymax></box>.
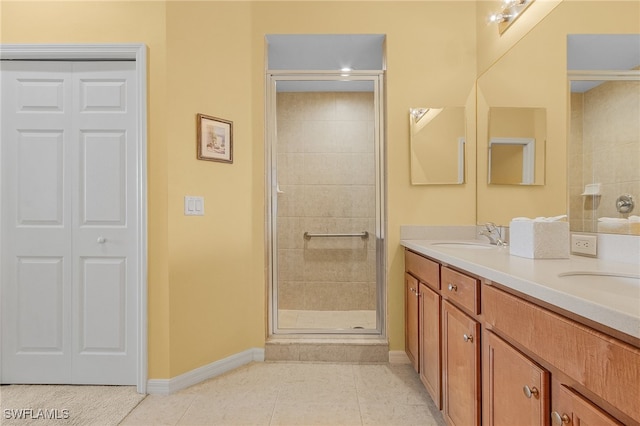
<box><xmin>488</xmin><ymin>107</ymin><xmax>546</xmax><ymax>185</ymax></box>
<box><xmin>410</xmin><ymin>106</ymin><xmax>465</xmax><ymax>185</ymax></box>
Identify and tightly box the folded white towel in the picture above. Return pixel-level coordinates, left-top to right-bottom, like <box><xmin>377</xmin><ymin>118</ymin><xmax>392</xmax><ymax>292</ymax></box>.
<box><xmin>598</xmin><ymin>217</ymin><xmax>629</xmax><ymax>223</ymax></box>
<box><xmin>511</xmin><ymin>215</ymin><xmax>567</xmax><ymax>222</ymax></box>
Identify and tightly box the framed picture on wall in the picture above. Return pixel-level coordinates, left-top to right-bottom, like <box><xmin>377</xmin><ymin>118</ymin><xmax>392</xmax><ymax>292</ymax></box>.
<box><xmin>197</xmin><ymin>113</ymin><xmax>233</xmax><ymax>163</ymax></box>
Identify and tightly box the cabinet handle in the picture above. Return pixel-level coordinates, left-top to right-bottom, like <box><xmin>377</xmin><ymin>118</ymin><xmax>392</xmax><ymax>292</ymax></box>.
<box><xmin>523</xmin><ymin>385</ymin><xmax>539</xmax><ymax>398</ymax></box>
<box><xmin>463</xmin><ymin>334</ymin><xmax>473</xmax><ymax>343</ymax></box>
<box><xmin>97</xmin><ymin>236</ymin><xmax>107</xmax><ymax>244</ymax></box>
<box><xmin>551</xmin><ymin>412</ymin><xmax>570</xmax><ymax>425</ymax></box>
<box><xmin>448</xmin><ymin>283</ymin><xmax>457</xmax><ymax>292</ymax></box>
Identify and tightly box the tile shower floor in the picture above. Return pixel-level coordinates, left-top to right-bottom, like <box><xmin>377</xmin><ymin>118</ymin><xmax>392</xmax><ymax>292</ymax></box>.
<box><xmin>278</xmin><ymin>310</ymin><xmax>377</xmax><ymax>330</ymax></box>
<box><xmin>121</xmin><ymin>362</ymin><xmax>445</xmax><ymax>426</ymax></box>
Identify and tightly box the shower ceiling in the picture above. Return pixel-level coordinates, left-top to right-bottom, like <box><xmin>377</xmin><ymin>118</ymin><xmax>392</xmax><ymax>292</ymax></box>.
<box><xmin>266</xmin><ymin>34</ymin><xmax>385</xmax><ymax>92</ymax></box>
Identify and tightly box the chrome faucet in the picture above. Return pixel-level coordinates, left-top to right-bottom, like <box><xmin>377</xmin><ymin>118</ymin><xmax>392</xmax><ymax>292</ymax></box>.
<box><xmin>479</xmin><ymin>222</ymin><xmax>507</xmax><ymax>246</ymax></box>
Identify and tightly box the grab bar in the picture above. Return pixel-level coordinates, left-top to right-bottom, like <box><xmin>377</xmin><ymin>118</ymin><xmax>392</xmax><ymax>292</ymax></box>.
<box><xmin>303</xmin><ymin>231</ymin><xmax>369</xmax><ymax>241</ymax></box>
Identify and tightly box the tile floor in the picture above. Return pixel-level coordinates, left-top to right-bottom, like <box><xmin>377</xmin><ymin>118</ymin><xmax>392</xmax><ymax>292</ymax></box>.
<box><xmin>121</xmin><ymin>362</ymin><xmax>446</xmax><ymax>426</ymax></box>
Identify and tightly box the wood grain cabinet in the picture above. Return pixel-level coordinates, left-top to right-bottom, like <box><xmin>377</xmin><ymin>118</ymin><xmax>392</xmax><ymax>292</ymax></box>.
<box><xmin>442</xmin><ymin>299</ymin><xmax>481</xmax><ymax>426</ymax></box>
<box><xmin>405</xmin><ymin>273</ymin><xmax>420</xmax><ymax>372</ymax></box>
<box><xmin>419</xmin><ymin>282</ymin><xmax>441</xmax><ymax>409</ymax></box>
<box><xmin>551</xmin><ymin>379</ymin><xmax>623</xmax><ymax>426</ymax></box>
<box><xmin>404</xmin><ymin>248</ymin><xmax>638</xmax><ymax>426</ymax></box>
<box><xmin>483</xmin><ymin>330</ymin><xmax>549</xmax><ymax>426</ymax></box>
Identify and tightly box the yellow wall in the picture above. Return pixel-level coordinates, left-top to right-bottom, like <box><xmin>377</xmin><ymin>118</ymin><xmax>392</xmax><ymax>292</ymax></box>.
<box><xmin>7</xmin><ymin>0</ymin><xmax>632</xmax><ymax>380</ymax></box>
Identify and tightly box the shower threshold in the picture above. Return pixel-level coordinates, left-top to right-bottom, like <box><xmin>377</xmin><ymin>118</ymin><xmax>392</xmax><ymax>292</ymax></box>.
<box><xmin>278</xmin><ymin>309</ymin><xmax>376</xmax><ymax>330</ymax></box>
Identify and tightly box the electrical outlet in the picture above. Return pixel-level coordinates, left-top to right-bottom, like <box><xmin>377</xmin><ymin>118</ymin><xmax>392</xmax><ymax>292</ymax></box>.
<box><xmin>571</xmin><ymin>234</ymin><xmax>597</xmax><ymax>257</ymax></box>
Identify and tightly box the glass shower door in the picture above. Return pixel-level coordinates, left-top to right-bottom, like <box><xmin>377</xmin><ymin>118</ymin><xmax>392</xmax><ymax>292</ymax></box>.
<box><xmin>269</xmin><ymin>76</ymin><xmax>384</xmax><ymax>334</ymax></box>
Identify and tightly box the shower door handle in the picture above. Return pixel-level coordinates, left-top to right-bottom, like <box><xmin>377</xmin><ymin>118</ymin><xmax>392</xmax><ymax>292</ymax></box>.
<box><xmin>303</xmin><ymin>231</ymin><xmax>369</xmax><ymax>240</ymax></box>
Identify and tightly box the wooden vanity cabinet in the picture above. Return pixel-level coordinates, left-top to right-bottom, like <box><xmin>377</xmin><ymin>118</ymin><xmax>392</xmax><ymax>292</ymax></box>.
<box><xmin>483</xmin><ymin>330</ymin><xmax>550</xmax><ymax>426</ymax></box>
<box><xmin>442</xmin><ymin>299</ymin><xmax>481</xmax><ymax>426</ymax></box>
<box><xmin>405</xmin><ymin>273</ymin><xmax>420</xmax><ymax>372</ymax></box>
<box><xmin>419</xmin><ymin>282</ymin><xmax>441</xmax><ymax>409</ymax></box>
<box><xmin>404</xmin><ymin>248</ymin><xmax>639</xmax><ymax>426</ymax></box>
<box><xmin>551</xmin><ymin>379</ymin><xmax>622</xmax><ymax>426</ymax></box>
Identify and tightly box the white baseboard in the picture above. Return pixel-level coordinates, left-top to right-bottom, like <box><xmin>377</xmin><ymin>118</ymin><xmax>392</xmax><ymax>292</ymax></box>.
<box><xmin>388</xmin><ymin>350</ymin><xmax>411</xmax><ymax>364</ymax></box>
<box><xmin>146</xmin><ymin>347</ymin><xmax>264</xmax><ymax>395</ymax></box>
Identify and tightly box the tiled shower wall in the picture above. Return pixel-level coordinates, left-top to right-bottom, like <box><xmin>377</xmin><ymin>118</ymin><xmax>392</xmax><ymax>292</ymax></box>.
<box><xmin>276</xmin><ymin>92</ymin><xmax>377</xmax><ymax>312</ymax></box>
<box><xmin>569</xmin><ymin>80</ymin><xmax>640</xmax><ymax>233</ymax></box>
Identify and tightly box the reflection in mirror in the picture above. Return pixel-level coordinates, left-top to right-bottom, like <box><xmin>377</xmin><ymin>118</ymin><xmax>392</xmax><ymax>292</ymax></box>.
<box><xmin>487</xmin><ymin>107</ymin><xmax>546</xmax><ymax>185</ymax></box>
<box><xmin>410</xmin><ymin>106</ymin><xmax>465</xmax><ymax>185</ymax></box>
<box><xmin>568</xmin><ymin>34</ymin><xmax>640</xmax><ymax>236</ymax></box>
<box><xmin>569</xmin><ymin>78</ymin><xmax>640</xmax><ymax>235</ymax></box>
<box><xmin>488</xmin><ymin>137</ymin><xmax>534</xmax><ymax>184</ymax></box>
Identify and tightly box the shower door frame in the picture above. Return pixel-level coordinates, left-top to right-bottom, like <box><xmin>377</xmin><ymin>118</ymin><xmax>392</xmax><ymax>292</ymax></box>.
<box><xmin>266</xmin><ymin>71</ymin><xmax>386</xmax><ymax>337</ymax></box>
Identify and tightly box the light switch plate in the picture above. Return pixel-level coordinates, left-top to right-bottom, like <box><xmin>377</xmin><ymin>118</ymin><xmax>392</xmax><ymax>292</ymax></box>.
<box><xmin>184</xmin><ymin>196</ymin><xmax>205</xmax><ymax>216</ymax></box>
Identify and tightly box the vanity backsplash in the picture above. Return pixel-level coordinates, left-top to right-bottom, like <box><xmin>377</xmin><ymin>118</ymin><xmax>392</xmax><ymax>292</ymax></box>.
<box><xmin>400</xmin><ymin>225</ymin><xmax>640</xmax><ymax>265</ymax></box>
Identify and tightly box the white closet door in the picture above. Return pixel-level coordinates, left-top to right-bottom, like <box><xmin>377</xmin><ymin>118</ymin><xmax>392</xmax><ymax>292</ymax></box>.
<box><xmin>1</xmin><ymin>62</ymin><xmax>74</xmax><ymax>383</ymax></box>
<box><xmin>1</xmin><ymin>61</ymin><xmax>138</xmax><ymax>385</ymax></box>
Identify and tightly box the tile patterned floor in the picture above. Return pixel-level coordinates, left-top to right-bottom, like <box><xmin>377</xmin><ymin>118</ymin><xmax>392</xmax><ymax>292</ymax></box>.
<box><xmin>121</xmin><ymin>362</ymin><xmax>445</xmax><ymax>426</ymax></box>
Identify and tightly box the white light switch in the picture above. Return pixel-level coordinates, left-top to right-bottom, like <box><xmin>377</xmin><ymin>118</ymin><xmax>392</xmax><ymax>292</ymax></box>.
<box><xmin>184</xmin><ymin>196</ymin><xmax>205</xmax><ymax>216</ymax></box>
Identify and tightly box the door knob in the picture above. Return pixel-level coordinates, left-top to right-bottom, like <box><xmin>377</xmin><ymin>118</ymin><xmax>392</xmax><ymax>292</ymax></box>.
<box><xmin>463</xmin><ymin>334</ymin><xmax>473</xmax><ymax>343</ymax></box>
<box><xmin>551</xmin><ymin>412</ymin><xmax>570</xmax><ymax>425</ymax></box>
<box><xmin>523</xmin><ymin>385</ymin><xmax>539</xmax><ymax>398</ymax></box>
<box><xmin>97</xmin><ymin>236</ymin><xmax>107</xmax><ymax>244</ymax></box>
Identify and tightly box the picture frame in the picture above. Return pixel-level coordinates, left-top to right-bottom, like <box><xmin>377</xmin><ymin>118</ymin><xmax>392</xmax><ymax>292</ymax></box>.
<box><xmin>197</xmin><ymin>113</ymin><xmax>233</xmax><ymax>163</ymax></box>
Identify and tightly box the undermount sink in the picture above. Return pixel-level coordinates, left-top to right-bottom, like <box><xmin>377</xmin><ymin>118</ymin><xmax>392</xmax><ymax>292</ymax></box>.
<box><xmin>430</xmin><ymin>242</ymin><xmax>495</xmax><ymax>250</ymax></box>
<box><xmin>557</xmin><ymin>271</ymin><xmax>640</xmax><ymax>285</ymax></box>
<box><xmin>555</xmin><ymin>271</ymin><xmax>640</xmax><ymax>314</ymax></box>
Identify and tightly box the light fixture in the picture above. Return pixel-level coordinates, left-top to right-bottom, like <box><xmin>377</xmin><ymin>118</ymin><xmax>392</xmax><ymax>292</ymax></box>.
<box><xmin>489</xmin><ymin>0</ymin><xmax>535</xmax><ymax>34</ymax></box>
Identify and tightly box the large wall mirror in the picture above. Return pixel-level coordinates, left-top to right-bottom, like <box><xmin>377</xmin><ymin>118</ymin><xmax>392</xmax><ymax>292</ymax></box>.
<box><xmin>476</xmin><ymin>1</ymin><xmax>639</xmax><ymax>227</ymax></box>
<box><xmin>488</xmin><ymin>107</ymin><xmax>546</xmax><ymax>185</ymax></box>
<box><xmin>410</xmin><ymin>106</ymin><xmax>465</xmax><ymax>185</ymax></box>
<box><xmin>568</xmin><ymin>34</ymin><xmax>640</xmax><ymax>235</ymax></box>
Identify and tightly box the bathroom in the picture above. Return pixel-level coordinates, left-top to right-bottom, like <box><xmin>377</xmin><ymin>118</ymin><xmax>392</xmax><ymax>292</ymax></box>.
<box><xmin>0</xmin><ymin>0</ymin><xmax>638</xmax><ymax>411</ymax></box>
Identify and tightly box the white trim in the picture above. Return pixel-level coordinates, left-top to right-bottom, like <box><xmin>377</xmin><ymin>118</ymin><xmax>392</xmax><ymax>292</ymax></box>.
<box><xmin>388</xmin><ymin>351</ymin><xmax>411</xmax><ymax>364</ymax></box>
<box><xmin>0</xmin><ymin>43</ymin><xmax>148</xmax><ymax>393</ymax></box>
<box><xmin>146</xmin><ymin>348</ymin><xmax>265</xmax><ymax>395</ymax></box>
<box><xmin>457</xmin><ymin>137</ymin><xmax>466</xmax><ymax>184</ymax></box>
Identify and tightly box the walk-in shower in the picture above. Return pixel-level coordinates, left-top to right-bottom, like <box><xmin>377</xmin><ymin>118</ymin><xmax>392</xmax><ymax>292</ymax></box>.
<box><xmin>265</xmin><ymin>35</ymin><xmax>386</xmax><ymax>335</ymax></box>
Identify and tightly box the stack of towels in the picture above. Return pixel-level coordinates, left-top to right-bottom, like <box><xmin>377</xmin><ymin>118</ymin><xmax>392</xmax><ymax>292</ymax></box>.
<box><xmin>509</xmin><ymin>215</ymin><xmax>569</xmax><ymax>259</ymax></box>
<box><xmin>597</xmin><ymin>216</ymin><xmax>640</xmax><ymax>235</ymax></box>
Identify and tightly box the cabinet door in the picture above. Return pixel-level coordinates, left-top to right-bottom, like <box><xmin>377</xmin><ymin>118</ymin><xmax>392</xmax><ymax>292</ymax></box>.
<box><xmin>484</xmin><ymin>331</ymin><xmax>549</xmax><ymax>426</ymax></box>
<box><xmin>419</xmin><ymin>282</ymin><xmax>441</xmax><ymax>409</ymax></box>
<box><xmin>442</xmin><ymin>300</ymin><xmax>481</xmax><ymax>426</ymax></box>
<box><xmin>405</xmin><ymin>273</ymin><xmax>420</xmax><ymax>372</ymax></box>
<box><xmin>552</xmin><ymin>380</ymin><xmax>622</xmax><ymax>426</ymax></box>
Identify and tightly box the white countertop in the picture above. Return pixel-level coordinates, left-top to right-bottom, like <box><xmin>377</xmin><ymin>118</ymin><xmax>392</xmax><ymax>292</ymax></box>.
<box><xmin>401</xmin><ymin>239</ymin><xmax>640</xmax><ymax>340</ymax></box>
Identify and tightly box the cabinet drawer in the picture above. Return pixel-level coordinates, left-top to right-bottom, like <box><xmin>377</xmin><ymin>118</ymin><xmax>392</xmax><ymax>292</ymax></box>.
<box><xmin>441</xmin><ymin>266</ymin><xmax>480</xmax><ymax>314</ymax></box>
<box><xmin>406</xmin><ymin>250</ymin><xmax>440</xmax><ymax>290</ymax></box>
<box><xmin>484</xmin><ymin>284</ymin><xmax>640</xmax><ymax>424</ymax></box>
